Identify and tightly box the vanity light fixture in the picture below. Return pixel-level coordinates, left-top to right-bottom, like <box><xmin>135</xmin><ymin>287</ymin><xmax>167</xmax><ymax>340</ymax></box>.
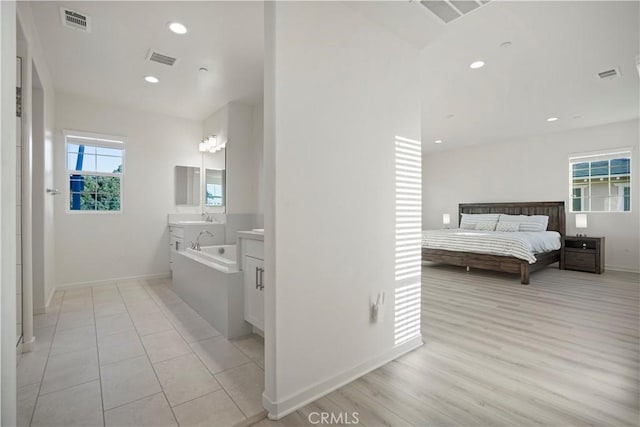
<box><xmin>199</xmin><ymin>135</ymin><xmax>226</xmax><ymax>153</ymax></box>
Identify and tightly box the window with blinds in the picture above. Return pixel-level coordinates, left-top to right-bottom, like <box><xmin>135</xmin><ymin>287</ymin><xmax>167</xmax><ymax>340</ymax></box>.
<box><xmin>569</xmin><ymin>150</ymin><xmax>631</xmax><ymax>212</ymax></box>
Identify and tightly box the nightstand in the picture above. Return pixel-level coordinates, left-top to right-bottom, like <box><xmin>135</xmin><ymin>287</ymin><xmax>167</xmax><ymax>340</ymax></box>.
<box><xmin>561</xmin><ymin>236</ymin><xmax>605</xmax><ymax>274</ymax></box>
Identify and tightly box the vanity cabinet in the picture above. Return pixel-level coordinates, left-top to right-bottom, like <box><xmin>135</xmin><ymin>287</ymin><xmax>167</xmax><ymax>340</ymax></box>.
<box><xmin>243</xmin><ymin>255</ymin><xmax>264</xmax><ymax>330</ymax></box>
<box><xmin>239</xmin><ymin>233</ymin><xmax>264</xmax><ymax>331</ymax></box>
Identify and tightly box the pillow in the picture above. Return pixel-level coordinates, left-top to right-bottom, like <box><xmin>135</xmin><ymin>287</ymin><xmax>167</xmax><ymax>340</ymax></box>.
<box><xmin>499</xmin><ymin>214</ymin><xmax>549</xmax><ymax>232</ymax></box>
<box><xmin>496</xmin><ymin>222</ymin><xmax>520</xmax><ymax>232</ymax></box>
<box><xmin>459</xmin><ymin>213</ymin><xmax>500</xmax><ymax>229</ymax></box>
<box><xmin>475</xmin><ymin>221</ymin><xmax>497</xmax><ymax>231</ymax></box>
<box><xmin>460</xmin><ymin>222</ymin><xmax>476</xmax><ymax>230</ymax></box>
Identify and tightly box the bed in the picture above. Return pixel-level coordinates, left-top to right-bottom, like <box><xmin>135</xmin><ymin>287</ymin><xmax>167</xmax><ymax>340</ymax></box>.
<box><xmin>421</xmin><ymin>201</ymin><xmax>565</xmax><ymax>284</ymax></box>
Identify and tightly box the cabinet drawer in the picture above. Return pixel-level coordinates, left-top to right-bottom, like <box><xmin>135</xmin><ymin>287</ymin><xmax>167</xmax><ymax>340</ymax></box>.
<box><xmin>564</xmin><ymin>250</ymin><xmax>596</xmax><ymax>272</ymax></box>
<box><xmin>244</xmin><ymin>239</ymin><xmax>264</xmax><ymax>260</ymax></box>
<box><xmin>169</xmin><ymin>226</ymin><xmax>184</xmax><ymax>238</ymax></box>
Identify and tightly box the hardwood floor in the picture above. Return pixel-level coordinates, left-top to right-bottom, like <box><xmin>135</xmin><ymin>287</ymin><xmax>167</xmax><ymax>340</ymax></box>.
<box><xmin>254</xmin><ymin>265</ymin><xmax>640</xmax><ymax>427</ymax></box>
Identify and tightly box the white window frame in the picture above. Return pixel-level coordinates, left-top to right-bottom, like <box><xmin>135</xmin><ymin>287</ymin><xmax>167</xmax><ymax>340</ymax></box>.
<box><xmin>568</xmin><ymin>148</ymin><xmax>632</xmax><ymax>213</ymax></box>
<box><xmin>64</xmin><ymin>130</ymin><xmax>126</xmax><ymax>214</ymax></box>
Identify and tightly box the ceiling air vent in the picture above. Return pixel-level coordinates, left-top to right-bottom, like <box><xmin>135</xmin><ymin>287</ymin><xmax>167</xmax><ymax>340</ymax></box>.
<box><xmin>60</xmin><ymin>8</ymin><xmax>91</xmax><ymax>32</ymax></box>
<box><xmin>146</xmin><ymin>50</ymin><xmax>178</xmax><ymax>67</ymax></box>
<box><xmin>415</xmin><ymin>0</ymin><xmax>492</xmax><ymax>24</ymax></box>
<box><xmin>598</xmin><ymin>68</ymin><xmax>620</xmax><ymax>80</ymax></box>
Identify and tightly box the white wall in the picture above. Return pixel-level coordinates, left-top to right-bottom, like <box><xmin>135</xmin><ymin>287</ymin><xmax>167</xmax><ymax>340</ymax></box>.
<box><xmin>54</xmin><ymin>93</ymin><xmax>204</xmax><ymax>286</ymax></box>
<box><xmin>422</xmin><ymin>119</ymin><xmax>640</xmax><ymax>272</ymax></box>
<box><xmin>16</xmin><ymin>1</ymin><xmax>57</xmax><ymax>312</ymax></box>
<box><xmin>203</xmin><ymin>101</ymin><xmax>262</xmax><ymax>215</ymax></box>
<box><xmin>264</xmin><ymin>1</ymin><xmax>421</xmax><ymax>418</ymax></box>
<box><xmin>0</xmin><ymin>1</ymin><xmax>17</xmax><ymax>423</ymax></box>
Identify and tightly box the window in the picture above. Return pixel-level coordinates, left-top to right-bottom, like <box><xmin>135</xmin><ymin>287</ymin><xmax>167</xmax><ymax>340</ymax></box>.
<box><xmin>569</xmin><ymin>150</ymin><xmax>631</xmax><ymax>212</ymax></box>
<box><xmin>65</xmin><ymin>132</ymin><xmax>125</xmax><ymax>212</ymax></box>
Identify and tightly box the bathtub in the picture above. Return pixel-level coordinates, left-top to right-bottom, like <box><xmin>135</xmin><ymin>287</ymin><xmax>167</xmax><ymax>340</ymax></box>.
<box><xmin>173</xmin><ymin>243</ymin><xmax>251</xmax><ymax>338</ymax></box>
<box><xmin>185</xmin><ymin>244</ymin><xmax>237</xmax><ymax>271</ymax></box>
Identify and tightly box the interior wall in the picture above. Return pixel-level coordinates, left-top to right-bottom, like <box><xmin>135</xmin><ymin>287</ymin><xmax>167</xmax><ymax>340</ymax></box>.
<box><xmin>53</xmin><ymin>93</ymin><xmax>204</xmax><ymax>287</ymax></box>
<box><xmin>0</xmin><ymin>1</ymin><xmax>18</xmax><ymax>423</ymax></box>
<box><xmin>422</xmin><ymin>119</ymin><xmax>640</xmax><ymax>272</ymax></box>
<box><xmin>265</xmin><ymin>1</ymin><xmax>421</xmax><ymax>417</ymax></box>
<box><xmin>203</xmin><ymin>101</ymin><xmax>262</xmax><ymax>215</ymax></box>
<box><xmin>16</xmin><ymin>2</ymin><xmax>56</xmax><ymax>312</ymax></box>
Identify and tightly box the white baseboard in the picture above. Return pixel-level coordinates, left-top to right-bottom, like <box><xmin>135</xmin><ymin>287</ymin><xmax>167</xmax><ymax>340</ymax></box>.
<box><xmin>54</xmin><ymin>272</ymin><xmax>171</xmax><ymax>292</ymax></box>
<box><xmin>605</xmin><ymin>265</ymin><xmax>640</xmax><ymax>274</ymax></box>
<box><xmin>262</xmin><ymin>336</ymin><xmax>423</xmax><ymax>420</ymax></box>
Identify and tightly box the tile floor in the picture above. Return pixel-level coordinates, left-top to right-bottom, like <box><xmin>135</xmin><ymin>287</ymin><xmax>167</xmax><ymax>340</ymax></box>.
<box><xmin>18</xmin><ymin>278</ymin><xmax>265</xmax><ymax>427</ymax></box>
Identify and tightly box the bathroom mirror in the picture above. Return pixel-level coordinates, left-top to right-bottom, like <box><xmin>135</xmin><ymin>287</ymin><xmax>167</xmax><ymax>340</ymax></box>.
<box><xmin>205</xmin><ymin>169</ymin><xmax>225</xmax><ymax>206</ymax></box>
<box><xmin>203</xmin><ymin>147</ymin><xmax>226</xmax><ymax>208</ymax></box>
<box><xmin>175</xmin><ymin>166</ymin><xmax>201</xmax><ymax>206</ymax></box>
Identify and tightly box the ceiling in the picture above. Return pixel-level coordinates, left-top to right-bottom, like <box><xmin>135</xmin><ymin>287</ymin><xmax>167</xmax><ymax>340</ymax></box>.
<box><xmin>419</xmin><ymin>0</ymin><xmax>640</xmax><ymax>152</ymax></box>
<box><xmin>30</xmin><ymin>1</ymin><xmax>264</xmax><ymax>120</ymax></box>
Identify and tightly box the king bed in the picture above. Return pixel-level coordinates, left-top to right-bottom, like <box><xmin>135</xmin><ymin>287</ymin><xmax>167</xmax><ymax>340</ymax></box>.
<box><xmin>421</xmin><ymin>201</ymin><xmax>566</xmax><ymax>284</ymax></box>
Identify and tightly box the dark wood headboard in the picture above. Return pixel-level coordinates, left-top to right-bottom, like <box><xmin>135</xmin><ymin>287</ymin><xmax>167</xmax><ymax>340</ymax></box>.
<box><xmin>458</xmin><ymin>201</ymin><xmax>566</xmax><ymax>236</ymax></box>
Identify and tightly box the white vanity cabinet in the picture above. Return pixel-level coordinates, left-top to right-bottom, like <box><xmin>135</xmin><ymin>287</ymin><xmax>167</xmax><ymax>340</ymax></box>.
<box><xmin>238</xmin><ymin>232</ymin><xmax>264</xmax><ymax>331</ymax></box>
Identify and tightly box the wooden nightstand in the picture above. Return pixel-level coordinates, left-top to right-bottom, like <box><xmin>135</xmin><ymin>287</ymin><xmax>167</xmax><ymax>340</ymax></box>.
<box><xmin>561</xmin><ymin>236</ymin><xmax>605</xmax><ymax>274</ymax></box>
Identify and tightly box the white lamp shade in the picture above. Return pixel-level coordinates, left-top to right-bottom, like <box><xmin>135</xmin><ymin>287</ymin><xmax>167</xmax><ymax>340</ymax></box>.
<box><xmin>575</xmin><ymin>214</ymin><xmax>588</xmax><ymax>229</ymax></box>
<box><xmin>442</xmin><ymin>213</ymin><xmax>451</xmax><ymax>225</ymax></box>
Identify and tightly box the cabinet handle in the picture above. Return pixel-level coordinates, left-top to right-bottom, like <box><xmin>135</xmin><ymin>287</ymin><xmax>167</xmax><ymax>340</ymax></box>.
<box><xmin>175</xmin><ymin>241</ymin><xmax>180</xmax><ymax>251</ymax></box>
<box><xmin>259</xmin><ymin>268</ymin><xmax>264</xmax><ymax>291</ymax></box>
<box><xmin>255</xmin><ymin>266</ymin><xmax>260</xmax><ymax>289</ymax></box>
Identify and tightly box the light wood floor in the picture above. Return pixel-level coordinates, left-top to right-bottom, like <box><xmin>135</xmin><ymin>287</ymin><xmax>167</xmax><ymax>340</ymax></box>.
<box><xmin>254</xmin><ymin>265</ymin><xmax>640</xmax><ymax>427</ymax></box>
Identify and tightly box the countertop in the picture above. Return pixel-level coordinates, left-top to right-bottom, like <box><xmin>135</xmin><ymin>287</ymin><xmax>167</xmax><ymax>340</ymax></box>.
<box><xmin>237</xmin><ymin>230</ymin><xmax>264</xmax><ymax>241</ymax></box>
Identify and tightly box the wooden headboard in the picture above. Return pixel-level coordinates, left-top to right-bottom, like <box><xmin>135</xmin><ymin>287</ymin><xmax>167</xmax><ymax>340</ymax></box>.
<box><xmin>458</xmin><ymin>201</ymin><xmax>566</xmax><ymax>236</ymax></box>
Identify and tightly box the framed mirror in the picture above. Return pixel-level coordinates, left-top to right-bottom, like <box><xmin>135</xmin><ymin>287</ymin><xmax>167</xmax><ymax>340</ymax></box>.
<box><xmin>174</xmin><ymin>166</ymin><xmax>200</xmax><ymax>206</ymax></box>
<box><xmin>205</xmin><ymin>169</ymin><xmax>225</xmax><ymax>207</ymax></box>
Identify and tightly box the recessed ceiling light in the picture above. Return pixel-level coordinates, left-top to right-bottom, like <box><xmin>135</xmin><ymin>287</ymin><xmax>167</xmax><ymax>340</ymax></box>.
<box><xmin>500</xmin><ymin>41</ymin><xmax>512</xmax><ymax>48</ymax></box>
<box><xmin>144</xmin><ymin>75</ymin><xmax>159</xmax><ymax>84</ymax></box>
<box><xmin>168</xmin><ymin>22</ymin><xmax>187</xmax><ymax>34</ymax></box>
<box><xmin>470</xmin><ymin>61</ymin><xmax>485</xmax><ymax>69</ymax></box>
<box><xmin>446</xmin><ymin>114</ymin><xmax>455</xmax><ymax>119</ymax></box>
<box><xmin>199</xmin><ymin>67</ymin><xmax>208</xmax><ymax>73</ymax></box>
<box><xmin>434</xmin><ymin>140</ymin><xmax>443</xmax><ymax>144</ymax></box>
<box><xmin>546</xmin><ymin>117</ymin><xmax>558</xmax><ymax>122</ymax></box>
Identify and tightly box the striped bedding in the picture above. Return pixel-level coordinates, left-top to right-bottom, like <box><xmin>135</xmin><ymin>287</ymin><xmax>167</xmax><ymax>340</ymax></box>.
<box><xmin>422</xmin><ymin>229</ymin><xmax>561</xmax><ymax>264</ymax></box>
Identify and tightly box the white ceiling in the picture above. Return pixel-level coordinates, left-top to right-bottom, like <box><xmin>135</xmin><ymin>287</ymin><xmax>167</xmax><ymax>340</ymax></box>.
<box><xmin>419</xmin><ymin>1</ymin><xmax>640</xmax><ymax>152</ymax></box>
<box><xmin>30</xmin><ymin>1</ymin><xmax>264</xmax><ymax>120</ymax></box>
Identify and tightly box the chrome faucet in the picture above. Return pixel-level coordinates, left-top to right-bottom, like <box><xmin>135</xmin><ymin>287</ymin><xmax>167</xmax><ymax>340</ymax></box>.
<box><xmin>191</xmin><ymin>230</ymin><xmax>214</xmax><ymax>251</ymax></box>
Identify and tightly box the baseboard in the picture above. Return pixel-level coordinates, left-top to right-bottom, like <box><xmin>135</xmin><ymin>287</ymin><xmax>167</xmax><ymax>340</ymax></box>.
<box><xmin>54</xmin><ymin>272</ymin><xmax>171</xmax><ymax>292</ymax></box>
<box><xmin>263</xmin><ymin>336</ymin><xmax>423</xmax><ymax>420</ymax></box>
<box><xmin>605</xmin><ymin>265</ymin><xmax>640</xmax><ymax>274</ymax></box>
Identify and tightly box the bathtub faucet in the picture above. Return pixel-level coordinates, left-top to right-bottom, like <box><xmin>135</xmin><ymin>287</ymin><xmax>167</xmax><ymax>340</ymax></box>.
<box><xmin>191</xmin><ymin>230</ymin><xmax>214</xmax><ymax>251</ymax></box>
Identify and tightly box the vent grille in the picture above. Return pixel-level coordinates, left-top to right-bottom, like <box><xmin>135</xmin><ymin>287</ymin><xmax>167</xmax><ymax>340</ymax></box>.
<box><xmin>147</xmin><ymin>50</ymin><xmax>178</xmax><ymax>67</ymax></box>
<box><xmin>415</xmin><ymin>0</ymin><xmax>491</xmax><ymax>24</ymax></box>
<box><xmin>598</xmin><ymin>68</ymin><xmax>620</xmax><ymax>80</ymax></box>
<box><xmin>60</xmin><ymin>8</ymin><xmax>91</xmax><ymax>32</ymax></box>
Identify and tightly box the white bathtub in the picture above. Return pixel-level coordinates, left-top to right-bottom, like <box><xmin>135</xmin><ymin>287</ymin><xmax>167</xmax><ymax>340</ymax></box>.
<box><xmin>185</xmin><ymin>244</ymin><xmax>237</xmax><ymax>271</ymax></box>
<box><xmin>173</xmin><ymin>244</ymin><xmax>251</xmax><ymax>338</ymax></box>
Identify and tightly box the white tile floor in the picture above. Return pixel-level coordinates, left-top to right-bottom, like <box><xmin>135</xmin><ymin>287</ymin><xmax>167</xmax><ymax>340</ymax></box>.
<box><xmin>18</xmin><ymin>278</ymin><xmax>266</xmax><ymax>427</ymax></box>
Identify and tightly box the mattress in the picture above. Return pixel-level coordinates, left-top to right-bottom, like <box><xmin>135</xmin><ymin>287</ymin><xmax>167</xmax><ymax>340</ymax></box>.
<box><xmin>421</xmin><ymin>229</ymin><xmax>562</xmax><ymax>264</ymax></box>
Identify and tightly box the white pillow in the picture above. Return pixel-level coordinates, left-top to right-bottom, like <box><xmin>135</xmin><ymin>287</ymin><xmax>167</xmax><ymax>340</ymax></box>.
<box><xmin>475</xmin><ymin>221</ymin><xmax>497</xmax><ymax>231</ymax></box>
<box><xmin>499</xmin><ymin>214</ymin><xmax>548</xmax><ymax>232</ymax></box>
<box><xmin>496</xmin><ymin>222</ymin><xmax>520</xmax><ymax>232</ymax></box>
<box><xmin>460</xmin><ymin>222</ymin><xmax>476</xmax><ymax>230</ymax></box>
<box><xmin>459</xmin><ymin>213</ymin><xmax>500</xmax><ymax>229</ymax></box>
